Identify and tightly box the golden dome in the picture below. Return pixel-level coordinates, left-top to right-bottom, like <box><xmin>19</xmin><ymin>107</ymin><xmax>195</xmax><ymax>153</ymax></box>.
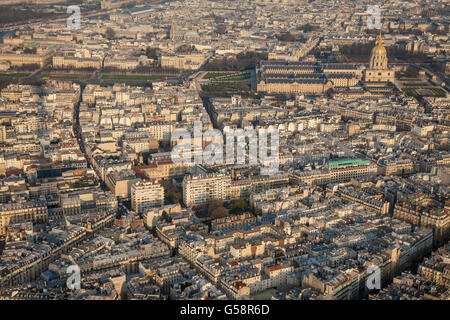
<box><xmin>371</xmin><ymin>33</ymin><xmax>386</xmax><ymax>56</ymax></box>
<box><xmin>371</xmin><ymin>44</ymin><xmax>387</xmax><ymax>56</ymax></box>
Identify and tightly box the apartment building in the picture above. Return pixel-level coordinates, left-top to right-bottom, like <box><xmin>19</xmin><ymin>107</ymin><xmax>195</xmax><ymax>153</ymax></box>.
<box><xmin>328</xmin><ymin>159</ymin><xmax>378</xmax><ymax>183</ymax></box>
<box><xmin>105</xmin><ymin>169</ymin><xmax>140</xmax><ymax>200</ymax></box>
<box><xmin>379</xmin><ymin>159</ymin><xmax>415</xmax><ymax>176</ymax></box>
<box><xmin>182</xmin><ymin>173</ymin><xmax>232</xmax><ymax>207</ymax></box>
<box><xmin>138</xmin><ymin>122</ymin><xmax>174</xmax><ymax>142</ymax></box>
<box><xmin>0</xmin><ymin>201</ymin><xmax>48</xmax><ymax>235</ymax></box>
<box><xmin>136</xmin><ymin>161</ymin><xmax>189</xmax><ymax>180</ymax></box>
<box><xmin>394</xmin><ymin>199</ymin><xmax>450</xmax><ymax>246</ymax></box>
<box><xmin>0</xmin><ymin>126</ymin><xmax>7</xmax><ymax>143</ymax></box>
<box><xmin>122</xmin><ymin>136</ymin><xmax>158</xmax><ymax>153</ymax></box>
<box><xmin>418</xmin><ymin>247</ymin><xmax>450</xmax><ymax>286</ymax></box>
<box><xmin>59</xmin><ymin>190</ymin><xmax>118</xmax><ymax>216</ymax></box>
<box><xmin>131</xmin><ymin>180</ymin><xmax>164</xmax><ymax>214</ymax></box>
<box><xmin>295</xmin><ymin>159</ymin><xmax>378</xmax><ymax>186</ymax></box>
<box><xmin>210</xmin><ymin>212</ymin><xmax>257</xmax><ymax>231</ymax></box>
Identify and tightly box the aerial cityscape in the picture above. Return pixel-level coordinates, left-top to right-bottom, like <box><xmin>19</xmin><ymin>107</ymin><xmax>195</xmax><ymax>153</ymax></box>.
<box><xmin>0</xmin><ymin>0</ymin><xmax>448</xmax><ymax>304</ymax></box>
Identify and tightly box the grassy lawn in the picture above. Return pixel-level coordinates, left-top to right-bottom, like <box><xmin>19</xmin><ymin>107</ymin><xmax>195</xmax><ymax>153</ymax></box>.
<box><xmin>219</xmin><ymin>74</ymin><xmax>251</xmax><ymax>81</ymax></box>
<box><xmin>102</xmin><ymin>74</ymin><xmax>173</xmax><ymax>81</ymax></box>
<box><xmin>204</xmin><ymin>71</ymin><xmax>250</xmax><ymax>81</ymax></box>
<box><xmin>202</xmin><ymin>71</ymin><xmax>252</xmax><ymax>96</ymax></box>
<box><xmin>203</xmin><ymin>72</ymin><xmax>224</xmax><ymax>79</ymax></box>
<box><xmin>203</xmin><ymin>72</ymin><xmax>231</xmax><ymax>79</ymax></box>
<box><xmin>403</xmin><ymin>87</ymin><xmax>447</xmax><ymax>97</ymax></box>
<box><xmin>202</xmin><ymin>82</ymin><xmax>236</xmax><ymax>91</ymax></box>
<box><xmin>429</xmin><ymin>87</ymin><xmax>446</xmax><ymax>97</ymax></box>
<box><xmin>402</xmin><ymin>87</ymin><xmax>419</xmax><ymax>97</ymax></box>
<box><xmin>399</xmin><ymin>78</ymin><xmax>422</xmax><ymax>82</ymax></box>
<box><xmin>201</xmin><ymin>79</ymin><xmax>254</xmax><ymax>98</ymax></box>
<box><xmin>42</xmin><ymin>73</ymin><xmax>91</xmax><ymax>80</ymax></box>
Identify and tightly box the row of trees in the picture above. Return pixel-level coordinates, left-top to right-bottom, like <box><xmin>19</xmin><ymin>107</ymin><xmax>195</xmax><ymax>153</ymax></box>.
<box><xmin>339</xmin><ymin>42</ymin><xmax>376</xmax><ymax>62</ymax></box>
<box><xmin>163</xmin><ymin>182</ymin><xmax>248</xmax><ymax>217</ymax></box>
<box><xmin>105</xmin><ymin>28</ymin><xmax>115</xmax><ymax>40</ymax></box>
<box><xmin>338</xmin><ymin>42</ymin><xmax>430</xmax><ymax>64</ymax></box>
<box><xmin>5</xmin><ymin>64</ymin><xmax>40</xmax><ymax>72</ymax></box>
<box><xmin>0</xmin><ymin>79</ymin><xmax>12</xmax><ymax>91</ymax></box>
<box><xmin>205</xmin><ymin>51</ymin><xmax>267</xmax><ymax>71</ymax></box>
<box><xmin>396</xmin><ymin>66</ymin><xmax>419</xmax><ymax>79</ymax></box>
<box><xmin>275</xmin><ymin>32</ymin><xmax>306</xmax><ymax>42</ymax></box>
<box><xmin>387</xmin><ymin>46</ymin><xmax>430</xmax><ymax>64</ymax></box>
<box><xmin>145</xmin><ymin>47</ymin><xmax>161</xmax><ymax>60</ymax></box>
<box><xmin>0</xmin><ymin>6</ymin><xmax>60</xmax><ymax>25</ymax></box>
<box><xmin>175</xmin><ymin>45</ymin><xmax>198</xmax><ymax>54</ymax></box>
<box><xmin>297</xmin><ymin>23</ymin><xmax>320</xmax><ymax>33</ymax></box>
<box><xmin>195</xmin><ymin>199</ymin><xmax>249</xmax><ymax>219</ymax></box>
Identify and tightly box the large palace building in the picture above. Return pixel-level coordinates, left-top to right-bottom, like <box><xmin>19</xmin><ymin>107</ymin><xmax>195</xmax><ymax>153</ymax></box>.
<box><xmin>257</xmin><ymin>33</ymin><xmax>395</xmax><ymax>95</ymax></box>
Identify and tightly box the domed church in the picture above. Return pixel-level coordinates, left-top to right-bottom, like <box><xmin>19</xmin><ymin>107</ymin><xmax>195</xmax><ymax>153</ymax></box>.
<box><xmin>364</xmin><ymin>31</ymin><xmax>395</xmax><ymax>83</ymax></box>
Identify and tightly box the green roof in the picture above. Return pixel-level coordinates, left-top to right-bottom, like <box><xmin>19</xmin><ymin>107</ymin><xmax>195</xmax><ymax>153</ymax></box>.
<box><xmin>329</xmin><ymin>158</ymin><xmax>369</xmax><ymax>168</ymax></box>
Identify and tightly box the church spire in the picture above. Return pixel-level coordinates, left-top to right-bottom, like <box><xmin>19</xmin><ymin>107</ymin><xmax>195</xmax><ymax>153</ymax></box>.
<box><xmin>376</xmin><ymin>28</ymin><xmax>383</xmax><ymax>46</ymax></box>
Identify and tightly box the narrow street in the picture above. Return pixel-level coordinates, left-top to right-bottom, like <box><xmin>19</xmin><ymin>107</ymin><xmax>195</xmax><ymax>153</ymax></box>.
<box><xmin>72</xmin><ymin>83</ymin><xmax>108</xmax><ymax>191</ymax></box>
